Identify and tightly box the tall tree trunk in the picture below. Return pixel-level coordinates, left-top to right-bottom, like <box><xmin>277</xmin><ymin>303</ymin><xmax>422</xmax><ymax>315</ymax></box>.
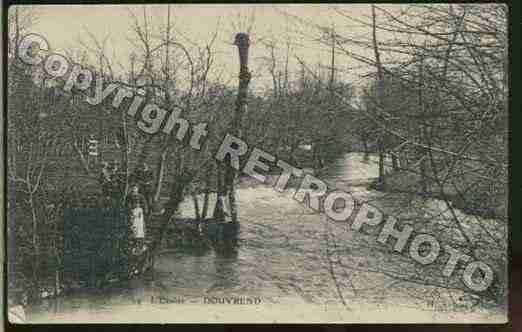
<box><xmin>372</xmin><ymin>5</ymin><xmax>386</xmax><ymax>189</ymax></box>
<box><xmin>192</xmin><ymin>194</ymin><xmax>201</xmax><ymax>220</ymax></box>
<box><xmin>216</xmin><ymin>33</ymin><xmax>251</xmax><ymax>223</ymax></box>
<box><xmin>418</xmin><ymin>53</ymin><xmax>428</xmax><ymax>195</ymax></box>
<box><xmin>153</xmin><ymin>147</ymin><xmax>168</xmax><ymax>204</ymax></box>
<box><xmin>419</xmin><ymin>152</ymin><xmax>428</xmax><ymax>194</ymax></box>
<box><xmin>152</xmin><ymin>2</ymin><xmax>172</xmax><ymax>206</ymax></box>
<box><xmin>149</xmin><ymin>172</ymin><xmax>190</xmax><ymax>253</ymax></box>
<box><xmin>28</xmin><ymin>194</ymin><xmax>40</xmax><ymax>303</ymax></box>
<box><xmin>201</xmin><ymin>167</ymin><xmax>211</xmax><ymax>219</ymax></box>
<box><xmin>226</xmin><ymin>168</ymin><xmax>237</xmax><ymax>223</ymax></box>
<box><xmin>329</xmin><ymin>26</ymin><xmax>336</xmax><ymax>93</ymax></box>
<box><xmin>214</xmin><ymin>161</ymin><xmax>226</xmax><ymax>221</ymax></box>
<box><xmin>119</xmin><ymin>122</ymin><xmax>130</xmax><ymax>202</ymax></box>
<box><xmin>391</xmin><ymin>153</ymin><xmax>399</xmax><ymax>170</ymax></box>
<box><xmin>378</xmin><ymin>142</ymin><xmax>385</xmax><ymax>186</ymax></box>
<box><xmin>202</xmin><ymin>190</ymin><xmax>210</xmax><ymax>219</ymax></box>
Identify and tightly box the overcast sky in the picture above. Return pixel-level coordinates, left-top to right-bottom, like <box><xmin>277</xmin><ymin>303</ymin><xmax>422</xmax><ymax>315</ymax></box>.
<box><xmin>15</xmin><ymin>4</ymin><xmax>431</xmax><ymax>93</ymax></box>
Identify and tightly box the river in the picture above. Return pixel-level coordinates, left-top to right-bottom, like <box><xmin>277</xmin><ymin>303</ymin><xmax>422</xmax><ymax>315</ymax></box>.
<box><xmin>27</xmin><ymin>153</ymin><xmax>506</xmax><ymax>323</ymax></box>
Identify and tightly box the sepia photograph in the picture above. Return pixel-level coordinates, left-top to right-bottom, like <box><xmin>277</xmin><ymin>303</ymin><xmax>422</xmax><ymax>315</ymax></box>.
<box><xmin>6</xmin><ymin>3</ymin><xmax>509</xmax><ymax>324</ymax></box>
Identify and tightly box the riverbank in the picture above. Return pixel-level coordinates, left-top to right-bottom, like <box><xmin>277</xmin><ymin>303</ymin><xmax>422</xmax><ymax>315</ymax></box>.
<box><xmin>370</xmin><ymin>163</ymin><xmax>507</xmax><ymax>220</ymax></box>
<box><xmin>26</xmin><ymin>183</ymin><xmax>507</xmax><ymax>323</ymax></box>
<box><xmin>22</xmin><ymin>153</ymin><xmax>507</xmax><ymax>323</ymax></box>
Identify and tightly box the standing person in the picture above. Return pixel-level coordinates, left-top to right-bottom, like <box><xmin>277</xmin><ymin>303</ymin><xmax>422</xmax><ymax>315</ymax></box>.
<box><xmin>109</xmin><ymin>161</ymin><xmax>125</xmax><ymax>201</ymax></box>
<box><xmin>131</xmin><ymin>162</ymin><xmax>154</xmax><ymax>214</ymax></box>
<box><xmin>87</xmin><ymin>134</ymin><xmax>99</xmax><ymax>168</ymax></box>
<box><xmin>126</xmin><ymin>184</ymin><xmax>148</xmax><ymax>253</ymax></box>
<box><xmin>99</xmin><ymin>161</ymin><xmax>112</xmax><ymax>199</ymax></box>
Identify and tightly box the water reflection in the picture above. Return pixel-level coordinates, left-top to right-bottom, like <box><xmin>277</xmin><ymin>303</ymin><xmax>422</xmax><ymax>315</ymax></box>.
<box><xmin>209</xmin><ymin>240</ymin><xmax>240</xmax><ymax>291</ymax></box>
<box><xmin>320</xmin><ymin>153</ymin><xmax>391</xmax><ymax>189</ymax></box>
<box><xmin>31</xmin><ymin>153</ymin><xmax>382</xmax><ymax>318</ymax></box>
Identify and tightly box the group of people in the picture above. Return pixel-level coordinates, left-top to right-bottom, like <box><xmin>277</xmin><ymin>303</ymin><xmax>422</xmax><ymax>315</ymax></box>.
<box><xmin>99</xmin><ymin>161</ymin><xmax>125</xmax><ymax>200</ymax></box>
<box><xmin>99</xmin><ymin>161</ymin><xmax>155</xmax><ymax>251</ymax></box>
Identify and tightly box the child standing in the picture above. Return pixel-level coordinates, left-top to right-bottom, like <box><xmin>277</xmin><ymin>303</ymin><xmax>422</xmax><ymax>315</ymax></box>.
<box><xmin>126</xmin><ymin>184</ymin><xmax>148</xmax><ymax>253</ymax></box>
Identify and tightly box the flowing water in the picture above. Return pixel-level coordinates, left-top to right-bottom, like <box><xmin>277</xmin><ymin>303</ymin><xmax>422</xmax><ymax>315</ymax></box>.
<box><xmin>27</xmin><ymin>153</ymin><xmax>506</xmax><ymax>323</ymax></box>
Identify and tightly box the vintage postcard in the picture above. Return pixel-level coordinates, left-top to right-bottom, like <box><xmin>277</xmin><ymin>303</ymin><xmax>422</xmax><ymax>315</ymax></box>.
<box><xmin>6</xmin><ymin>3</ymin><xmax>508</xmax><ymax>324</ymax></box>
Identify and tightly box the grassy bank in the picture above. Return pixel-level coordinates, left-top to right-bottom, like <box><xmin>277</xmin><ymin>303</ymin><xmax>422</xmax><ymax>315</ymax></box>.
<box><xmin>370</xmin><ymin>168</ymin><xmax>507</xmax><ymax>221</ymax></box>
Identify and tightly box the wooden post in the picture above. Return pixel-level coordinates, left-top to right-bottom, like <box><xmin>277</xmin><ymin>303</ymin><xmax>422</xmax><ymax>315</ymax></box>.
<box><xmin>216</xmin><ymin>33</ymin><xmax>251</xmax><ymax>223</ymax></box>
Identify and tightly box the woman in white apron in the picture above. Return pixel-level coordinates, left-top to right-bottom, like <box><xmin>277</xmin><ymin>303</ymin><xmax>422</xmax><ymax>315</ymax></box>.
<box><xmin>130</xmin><ymin>204</ymin><xmax>145</xmax><ymax>239</ymax></box>
<box><xmin>127</xmin><ymin>184</ymin><xmax>148</xmax><ymax>253</ymax></box>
